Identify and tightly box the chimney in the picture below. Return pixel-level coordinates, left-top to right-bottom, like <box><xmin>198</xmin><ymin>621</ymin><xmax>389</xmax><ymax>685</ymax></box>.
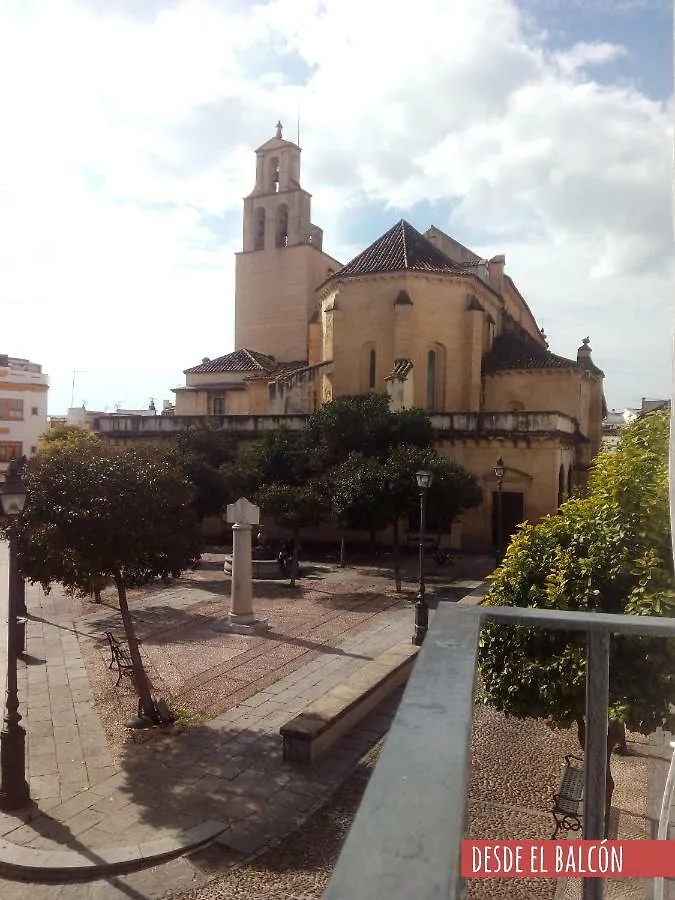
<box><xmin>488</xmin><ymin>255</ymin><xmax>505</xmax><ymax>294</ymax></box>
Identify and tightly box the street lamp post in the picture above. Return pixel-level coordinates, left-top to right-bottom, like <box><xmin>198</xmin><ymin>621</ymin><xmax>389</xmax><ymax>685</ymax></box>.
<box><xmin>493</xmin><ymin>456</ymin><xmax>506</xmax><ymax>565</ymax></box>
<box><xmin>413</xmin><ymin>469</ymin><xmax>434</xmax><ymax>647</ymax></box>
<box><xmin>0</xmin><ymin>457</ymin><xmax>29</xmax><ymax>810</ymax></box>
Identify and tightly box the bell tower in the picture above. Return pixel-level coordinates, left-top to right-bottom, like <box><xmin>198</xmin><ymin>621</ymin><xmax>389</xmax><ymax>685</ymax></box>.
<box><xmin>235</xmin><ymin>122</ymin><xmax>341</xmax><ymax>362</ymax></box>
<box><xmin>242</xmin><ymin>121</ymin><xmax>319</xmax><ymax>252</ymax></box>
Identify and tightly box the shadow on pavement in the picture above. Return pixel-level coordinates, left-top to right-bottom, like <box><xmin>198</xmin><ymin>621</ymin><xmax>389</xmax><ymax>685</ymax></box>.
<box><xmin>114</xmin><ymin>689</ymin><xmax>403</xmax><ymax>871</ymax></box>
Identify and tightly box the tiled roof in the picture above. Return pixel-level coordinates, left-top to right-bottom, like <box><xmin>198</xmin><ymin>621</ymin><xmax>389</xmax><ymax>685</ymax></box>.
<box><xmin>483</xmin><ymin>333</ymin><xmax>579</xmax><ymax>374</ymax></box>
<box><xmin>184</xmin><ymin>348</ymin><xmax>277</xmax><ymax>375</ymax></box>
<box><xmin>332</xmin><ymin>220</ymin><xmax>461</xmax><ymax>280</ymax></box>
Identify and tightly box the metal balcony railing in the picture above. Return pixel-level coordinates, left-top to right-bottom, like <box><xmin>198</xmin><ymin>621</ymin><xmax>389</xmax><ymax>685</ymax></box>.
<box><xmin>322</xmin><ymin>603</ymin><xmax>675</xmax><ymax>900</ymax></box>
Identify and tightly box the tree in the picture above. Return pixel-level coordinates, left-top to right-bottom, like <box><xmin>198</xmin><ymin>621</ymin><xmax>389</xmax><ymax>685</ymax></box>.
<box><xmin>14</xmin><ymin>443</ymin><xmax>202</xmax><ymax>722</ymax></box>
<box><xmin>478</xmin><ymin>411</ymin><xmax>675</xmax><ymax>833</ymax></box>
<box><xmin>331</xmin><ymin>446</ymin><xmax>482</xmax><ymax>590</ymax></box>
<box><xmin>38</xmin><ymin>424</ymin><xmax>105</xmax><ymax>455</ymax></box>
<box><xmin>173</xmin><ymin>423</ymin><xmax>238</xmax><ymax>520</ymax></box>
<box><xmin>307</xmin><ymin>394</ymin><xmax>437</xmax><ymax>565</ymax></box>
<box><xmin>331</xmin><ymin>454</ymin><xmax>392</xmax><ymax>566</ymax></box>
<box><xmin>306</xmin><ymin>393</ymin><xmax>433</xmax><ymax>469</ymax></box>
<box><xmin>255</xmin><ymin>482</ymin><xmax>328</xmax><ymax>587</ymax></box>
<box><xmin>424</xmin><ymin>455</ymin><xmax>484</xmax><ymax>544</ymax></box>
<box><xmin>238</xmin><ymin>428</ymin><xmax>327</xmax><ymax>586</ymax></box>
<box><xmin>236</xmin><ymin>427</ymin><xmax>311</xmax><ymax>493</ymax></box>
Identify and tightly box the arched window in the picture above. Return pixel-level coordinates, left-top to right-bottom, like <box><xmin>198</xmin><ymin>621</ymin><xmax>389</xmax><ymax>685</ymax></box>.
<box><xmin>567</xmin><ymin>464</ymin><xmax>573</xmax><ymax>498</ymax></box>
<box><xmin>369</xmin><ymin>348</ymin><xmax>376</xmax><ymax>388</ymax></box>
<box><xmin>276</xmin><ymin>205</ymin><xmax>289</xmax><ymax>248</ymax></box>
<box><xmin>269</xmin><ymin>157</ymin><xmax>279</xmax><ymax>192</ymax></box>
<box><xmin>558</xmin><ymin>464</ymin><xmax>565</xmax><ymax>508</ymax></box>
<box><xmin>254</xmin><ymin>208</ymin><xmax>265</xmax><ymax>250</ymax></box>
<box><xmin>426</xmin><ymin>349</ymin><xmax>437</xmax><ymax>410</ymax></box>
<box><xmin>360</xmin><ymin>343</ymin><xmax>376</xmax><ymax>392</ymax></box>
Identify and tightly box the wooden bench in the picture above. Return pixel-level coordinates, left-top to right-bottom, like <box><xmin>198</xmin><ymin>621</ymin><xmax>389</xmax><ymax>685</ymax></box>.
<box><xmin>551</xmin><ymin>754</ymin><xmax>584</xmax><ymax>838</ymax></box>
<box><xmin>280</xmin><ymin>643</ymin><xmax>419</xmax><ymax>765</ymax></box>
<box><xmin>105</xmin><ymin>631</ymin><xmax>135</xmax><ymax>685</ymax></box>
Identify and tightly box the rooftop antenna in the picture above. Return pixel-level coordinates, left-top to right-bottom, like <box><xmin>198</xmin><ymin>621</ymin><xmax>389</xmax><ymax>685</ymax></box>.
<box><xmin>297</xmin><ymin>106</ymin><xmax>300</xmax><ymax>146</ymax></box>
<box><xmin>70</xmin><ymin>370</ymin><xmax>87</xmax><ymax>408</ymax></box>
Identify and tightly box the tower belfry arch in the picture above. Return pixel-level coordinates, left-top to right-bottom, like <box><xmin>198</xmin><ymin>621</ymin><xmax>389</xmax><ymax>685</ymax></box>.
<box><xmin>235</xmin><ymin>122</ymin><xmax>342</xmax><ymax>363</ymax></box>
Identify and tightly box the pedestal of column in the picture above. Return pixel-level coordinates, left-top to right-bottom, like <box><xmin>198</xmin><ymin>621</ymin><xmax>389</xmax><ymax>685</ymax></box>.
<box><xmin>221</xmin><ymin>523</ymin><xmax>268</xmax><ymax>634</ymax></box>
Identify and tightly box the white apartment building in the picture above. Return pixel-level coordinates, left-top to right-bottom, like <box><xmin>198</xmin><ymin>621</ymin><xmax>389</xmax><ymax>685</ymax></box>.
<box><xmin>0</xmin><ymin>355</ymin><xmax>49</xmax><ymax>478</ymax></box>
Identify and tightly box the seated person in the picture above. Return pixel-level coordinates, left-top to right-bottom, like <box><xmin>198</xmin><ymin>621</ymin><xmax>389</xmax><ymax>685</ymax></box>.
<box><xmin>277</xmin><ymin>540</ymin><xmax>293</xmax><ymax>573</ymax></box>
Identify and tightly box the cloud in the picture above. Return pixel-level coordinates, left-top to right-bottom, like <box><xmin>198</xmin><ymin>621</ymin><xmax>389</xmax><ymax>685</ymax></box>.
<box><xmin>555</xmin><ymin>41</ymin><xmax>628</xmax><ymax>75</ymax></box>
<box><xmin>0</xmin><ymin>0</ymin><xmax>671</xmax><ymax>413</ymax></box>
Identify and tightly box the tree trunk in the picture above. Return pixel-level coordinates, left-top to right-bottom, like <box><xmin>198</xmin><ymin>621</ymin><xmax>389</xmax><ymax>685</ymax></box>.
<box><xmin>290</xmin><ymin>531</ymin><xmax>300</xmax><ymax>589</ymax></box>
<box><xmin>614</xmin><ymin>721</ymin><xmax>628</xmax><ymax>754</ymax></box>
<box><xmin>393</xmin><ymin>519</ymin><xmax>401</xmax><ymax>593</ymax></box>
<box><xmin>339</xmin><ymin>534</ymin><xmax>346</xmax><ymax>568</ymax></box>
<box><xmin>113</xmin><ymin>571</ymin><xmax>157</xmax><ymax>721</ymax></box>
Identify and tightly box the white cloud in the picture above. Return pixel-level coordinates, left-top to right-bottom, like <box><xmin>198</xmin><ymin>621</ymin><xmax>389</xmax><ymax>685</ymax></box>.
<box><xmin>555</xmin><ymin>41</ymin><xmax>628</xmax><ymax>76</ymax></box>
<box><xmin>0</xmin><ymin>0</ymin><xmax>671</xmax><ymax>413</ymax></box>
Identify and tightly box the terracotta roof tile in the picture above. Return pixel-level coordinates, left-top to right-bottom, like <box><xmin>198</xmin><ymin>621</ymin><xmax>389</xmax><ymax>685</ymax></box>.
<box><xmin>185</xmin><ymin>348</ymin><xmax>277</xmax><ymax>375</ymax></box>
<box><xmin>332</xmin><ymin>220</ymin><xmax>461</xmax><ymax>280</ymax></box>
<box><xmin>483</xmin><ymin>333</ymin><xmax>579</xmax><ymax>374</ymax></box>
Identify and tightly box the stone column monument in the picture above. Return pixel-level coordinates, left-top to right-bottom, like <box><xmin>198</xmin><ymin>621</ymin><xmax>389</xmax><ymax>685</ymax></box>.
<box><xmin>220</xmin><ymin>497</ymin><xmax>269</xmax><ymax>634</ymax></box>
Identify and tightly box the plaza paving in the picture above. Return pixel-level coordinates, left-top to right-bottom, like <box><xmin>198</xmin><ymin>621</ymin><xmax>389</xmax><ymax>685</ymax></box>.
<box><xmin>0</xmin><ymin>544</ymin><xmax>671</xmax><ymax>899</ymax></box>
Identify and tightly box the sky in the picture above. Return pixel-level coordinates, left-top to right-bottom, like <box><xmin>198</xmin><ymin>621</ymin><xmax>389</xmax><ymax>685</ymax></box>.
<box><xmin>0</xmin><ymin>0</ymin><xmax>672</xmax><ymax>415</ymax></box>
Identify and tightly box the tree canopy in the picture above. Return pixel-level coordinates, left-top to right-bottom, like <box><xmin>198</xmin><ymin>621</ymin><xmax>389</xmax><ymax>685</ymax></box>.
<box><xmin>172</xmin><ymin>423</ymin><xmax>238</xmax><ymax>520</ymax></box>
<box><xmin>478</xmin><ymin>410</ymin><xmax>675</xmax><ymax>823</ymax></box>
<box><xmin>331</xmin><ymin>443</ymin><xmax>482</xmax><ymax>588</ymax></box>
<box><xmin>305</xmin><ymin>393</ymin><xmax>432</xmax><ymax>468</ymax></box>
<box><xmin>14</xmin><ymin>442</ymin><xmax>202</xmax><ymax>720</ymax></box>
<box><xmin>230</xmin><ymin>394</ymin><xmax>481</xmax><ymax>587</ymax></box>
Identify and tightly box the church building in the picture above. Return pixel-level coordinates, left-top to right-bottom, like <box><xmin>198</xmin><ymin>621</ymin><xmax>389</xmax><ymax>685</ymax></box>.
<box><xmin>170</xmin><ymin>123</ymin><xmax>606</xmax><ymax>549</ymax></box>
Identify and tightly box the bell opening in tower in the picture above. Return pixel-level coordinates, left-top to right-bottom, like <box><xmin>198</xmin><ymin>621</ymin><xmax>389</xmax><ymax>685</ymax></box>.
<box><xmin>276</xmin><ymin>205</ymin><xmax>289</xmax><ymax>248</ymax></box>
<box><xmin>270</xmin><ymin>157</ymin><xmax>279</xmax><ymax>193</ymax></box>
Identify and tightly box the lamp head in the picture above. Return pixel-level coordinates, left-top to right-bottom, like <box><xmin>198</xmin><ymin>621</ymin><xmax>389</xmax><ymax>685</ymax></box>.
<box><xmin>415</xmin><ymin>469</ymin><xmax>434</xmax><ymax>491</ymax></box>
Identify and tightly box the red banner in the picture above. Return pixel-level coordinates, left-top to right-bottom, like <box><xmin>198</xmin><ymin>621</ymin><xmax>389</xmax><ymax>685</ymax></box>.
<box><xmin>461</xmin><ymin>841</ymin><xmax>675</xmax><ymax>878</ymax></box>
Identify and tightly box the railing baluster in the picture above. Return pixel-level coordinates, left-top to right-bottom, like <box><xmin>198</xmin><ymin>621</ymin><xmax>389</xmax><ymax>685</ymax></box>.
<box><xmin>582</xmin><ymin>629</ymin><xmax>611</xmax><ymax>900</ymax></box>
